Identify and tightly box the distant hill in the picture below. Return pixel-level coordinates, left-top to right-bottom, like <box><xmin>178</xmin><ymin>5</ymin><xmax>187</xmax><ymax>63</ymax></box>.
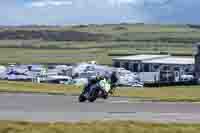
<box><xmin>0</xmin><ymin>24</ymin><xmax>200</xmax><ymax>43</ymax></box>
<box><xmin>0</xmin><ymin>30</ymin><xmax>110</xmax><ymax>41</ymax></box>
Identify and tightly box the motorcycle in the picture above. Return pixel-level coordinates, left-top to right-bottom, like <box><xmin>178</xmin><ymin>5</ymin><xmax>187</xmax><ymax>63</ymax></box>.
<box><xmin>78</xmin><ymin>78</ymin><xmax>112</xmax><ymax>102</ymax></box>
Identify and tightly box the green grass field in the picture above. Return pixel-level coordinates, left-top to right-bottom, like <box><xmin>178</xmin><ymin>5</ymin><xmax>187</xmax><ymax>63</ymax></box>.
<box><xmin>0</xmin><ymin>41</ymin><xmax>194</xmax><ymax>65</ymax></box>
<box><xmin>0</xmin><ymin>24</ymin><xmax>199</xmax><ymax>64</ymax></box>
<box><xmin>0</xmin><ymin>120</ymin><xmax>200</xmax><ymax>133</ymax></box>
<box><xmin>1</xmin><ymin>81</ymin><xmax>200</xmax><ymax>102</ymax></box>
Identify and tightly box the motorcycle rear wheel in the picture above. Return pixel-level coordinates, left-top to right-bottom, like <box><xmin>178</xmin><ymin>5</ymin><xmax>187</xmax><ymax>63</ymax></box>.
<box><xmin>102</xmin><ymin>94</ymin><xmax>108</xmax><ymax>99</ymax></box>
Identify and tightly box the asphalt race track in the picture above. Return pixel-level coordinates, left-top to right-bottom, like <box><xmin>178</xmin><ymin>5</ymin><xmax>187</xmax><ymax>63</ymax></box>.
<box><xmin>0</xmin><ymin>93</ymin><xmax>200</xmax><ymax>123</ymax></box>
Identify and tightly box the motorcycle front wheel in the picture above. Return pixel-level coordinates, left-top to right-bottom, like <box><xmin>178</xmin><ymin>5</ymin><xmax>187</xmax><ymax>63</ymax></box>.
<box><xmin>88</xmin><ymin>88</ymin><xmax>99</xmax><ymax>102</ymax></box>
<box><xmin>88</xmin><ymin>97</ymin><xmax>96</xmax><ymax>102</ymax></box>
<box><xmin>79</xmin><ymin>94</ymin><xmax>87</xmax><ymax>102</ymax></box>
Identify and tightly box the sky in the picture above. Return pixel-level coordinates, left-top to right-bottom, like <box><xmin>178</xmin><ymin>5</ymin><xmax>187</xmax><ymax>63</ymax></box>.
<box><xmin>1</xmin><ymin>0</ymin><xmax>200</xmax><ymax>25</ymax></box>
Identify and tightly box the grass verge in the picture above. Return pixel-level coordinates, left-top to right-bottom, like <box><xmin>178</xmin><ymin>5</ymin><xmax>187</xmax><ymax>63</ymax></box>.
<box><xmin>0</xmin><ymin>80</ymin><xmax>81</xmax><ymax>95</ymax></box>
<box><xmin>115</xmin><ymin>86</ymin><xmax>200</xmax><ymax>102</ymax></box>
<box><xmin>0</xmin><ymin>120</ymin><xmax>200</xmax><ymax>133</ymax></box>
<box><xmin>1</xmin><ymin>81</ymin><xmax>200</xmax><ymax>102</ymax></box>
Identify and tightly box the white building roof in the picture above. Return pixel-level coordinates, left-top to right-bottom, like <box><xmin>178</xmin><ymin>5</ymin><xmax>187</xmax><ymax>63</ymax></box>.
<box><xmin>113</xmin><ymin>54</ymin><xmax>170</xmax><ymax>61</ymax></box>
<box><xmin>113</xmin><ymin>54</ymin><xmax>194</xmax><ymax>65</ymax></box>
<box><xmin>143</xmin><ymin>57</ymin><xmax>194</xmax><ymax>65</ymax></box>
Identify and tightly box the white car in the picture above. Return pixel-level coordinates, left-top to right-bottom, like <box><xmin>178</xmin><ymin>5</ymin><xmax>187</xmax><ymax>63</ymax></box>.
<box><xmin>180</xmin><ymin>74</ymin><xmax>194</xmax><ymax>81</ymax></box>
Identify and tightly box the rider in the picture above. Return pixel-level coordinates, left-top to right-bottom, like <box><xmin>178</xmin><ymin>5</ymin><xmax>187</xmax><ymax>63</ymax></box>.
<box><xmin>103</xmin><ymin>71</ymin><xmax>118</xmax><ymax>94</ymax></box>
<box><xmin>99</xmin><ymin>71</ymin><xmax>118</xmax><ymax>96</ymax></box>
<box><xmin>83</xmin><ymin>71</ymin><xmax>118</xmax><ymax>97</ymax></box>
<box><xmin>83</xmin><ymin>73</ymin><xmax>104</xmax><ymax>92</ymax></box>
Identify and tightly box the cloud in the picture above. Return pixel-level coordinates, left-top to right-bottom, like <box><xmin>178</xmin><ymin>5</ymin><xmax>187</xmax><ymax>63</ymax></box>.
<box><xmin>0</xmin><ymin>0</ymin><xmax>199</xmax><ymax>25</ymax></box>
<box><xmin>27</xmin><ymin>0</ymin><xmax>173</xmax><ymax>8</ymax></box>
<box><xmin>107</xmin><ymin>0</ymin><xmax>172</xmax><ymax>6</ymax></box>
<box><xmin>108</xmin><ymin>0</ymin><xmax>135</xmax><ymax>6</ymax></box>
<box><xmin>28</xmin><ymin>0</ymin><xmax>73</xmax><ymax>7</ymax></box>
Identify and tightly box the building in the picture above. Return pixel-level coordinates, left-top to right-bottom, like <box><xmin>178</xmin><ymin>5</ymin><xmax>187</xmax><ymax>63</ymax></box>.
<box><xmin>194</xmin><ymin>43</ymin><xmax>200</xmax><ymax>81</ymax></box>
<box><xmin>112</xmin><ymin>54</ymin><xmax>195</xmax><ymax>84</ymax></box>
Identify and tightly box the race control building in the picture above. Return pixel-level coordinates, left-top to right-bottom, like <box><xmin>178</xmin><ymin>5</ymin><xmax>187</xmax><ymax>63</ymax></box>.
<box><xmin>112</xmin><ymin>54</ymin><xmax>195</xmax><ymax>84</ymax></box>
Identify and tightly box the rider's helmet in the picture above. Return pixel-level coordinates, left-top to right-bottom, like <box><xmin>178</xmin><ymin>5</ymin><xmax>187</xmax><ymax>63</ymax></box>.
<box><xmin>96</xmin><ymin>73</ymin><xmax>104</xmax><ymax>81</ymax></box>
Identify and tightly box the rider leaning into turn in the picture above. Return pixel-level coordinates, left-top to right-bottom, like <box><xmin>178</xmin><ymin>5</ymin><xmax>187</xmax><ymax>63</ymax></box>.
<box><xmin>84</xmin><ymin>71</ymin><xmax>118</xmax><ymax>97</ymax></box>
<box><xmin>98</xmin><ymin>71</ymin><xmax>118</xmax><ymax>95</ymax></box>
